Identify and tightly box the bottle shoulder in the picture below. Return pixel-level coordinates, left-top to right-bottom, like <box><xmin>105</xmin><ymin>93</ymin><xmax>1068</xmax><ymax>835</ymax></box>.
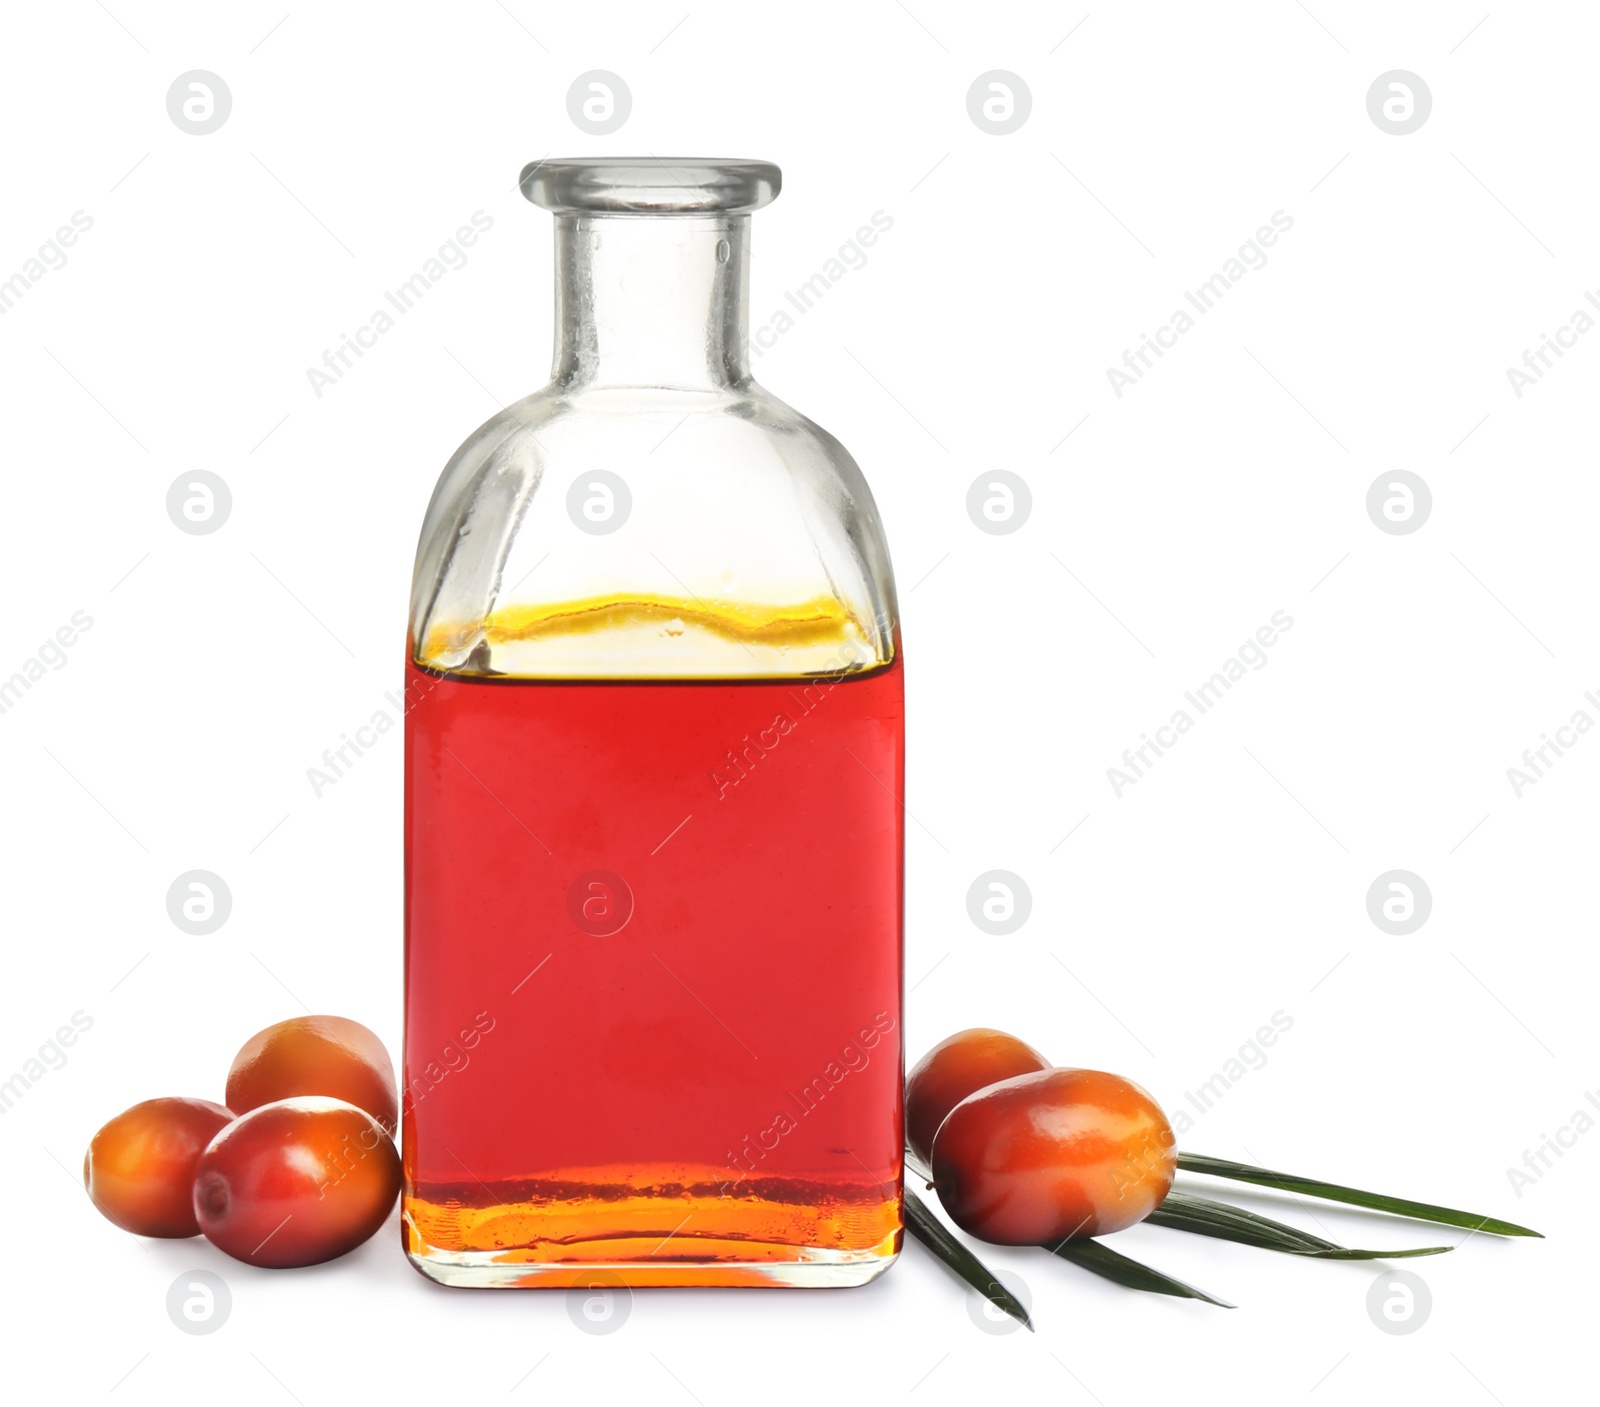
<box><xmin>466</xmin><ymin>381</ymin><xmax>863</xmax><ymax>475</ymax></box>
<box><xmin>409</xmin><ymin>381</ymin><xmax>898</xmax><ymax>680</ymax></box>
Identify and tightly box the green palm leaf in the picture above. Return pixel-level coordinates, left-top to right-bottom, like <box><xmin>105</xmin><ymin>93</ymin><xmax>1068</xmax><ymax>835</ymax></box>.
<box><xmin>1048</xmin><ymin>1237</ymin><xmax>1234</xmax><ymax>1306</ymax></box>
<box><xmin>903</xmin><ymin>1186</ymin><xmax>1033</xmax><ymax>1332</ymax></box>
<box><xmin>1150</xmin><ymin>1189</ymin><xmax>1452</xmax><ymax>1258</ymax></box>
<box><xmin>1178</xmin><ymin>1152</ymin><xmax>1541</xmax><ymax>1238</ymax></box>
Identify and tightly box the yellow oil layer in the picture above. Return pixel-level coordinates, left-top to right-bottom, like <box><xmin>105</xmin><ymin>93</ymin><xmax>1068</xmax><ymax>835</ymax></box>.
<box><xmin>417</xmin><ymin>592</ymin><xmax>890</xmax><ymax>679</ymax></box>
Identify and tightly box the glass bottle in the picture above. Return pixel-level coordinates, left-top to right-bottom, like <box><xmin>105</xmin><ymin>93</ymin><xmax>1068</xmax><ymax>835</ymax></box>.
<box><xmin>402</xmin><ymin>159</ymin><xmax>903</xmax><ymax>1288</ymax></box>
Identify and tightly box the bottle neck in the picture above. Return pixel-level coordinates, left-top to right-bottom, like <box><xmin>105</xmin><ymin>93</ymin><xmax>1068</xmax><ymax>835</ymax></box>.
<box><xmin>552</xmin><ymin>213</ymin><xmax>751</xmax><ymax>390</ymax></box>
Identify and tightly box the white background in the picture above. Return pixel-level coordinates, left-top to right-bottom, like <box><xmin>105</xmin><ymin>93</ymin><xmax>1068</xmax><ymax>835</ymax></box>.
<box><xmin>1</xmin><ymin>1</ymin><xmax>1592</xmax><ymax>1401</ymax></box>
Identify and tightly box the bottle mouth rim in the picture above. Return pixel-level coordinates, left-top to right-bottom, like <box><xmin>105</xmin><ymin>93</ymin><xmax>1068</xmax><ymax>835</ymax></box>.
<box><xmin>520</xmin><ymin>157</ymin><xmax>781</xmax><ymax>215</ymax></box>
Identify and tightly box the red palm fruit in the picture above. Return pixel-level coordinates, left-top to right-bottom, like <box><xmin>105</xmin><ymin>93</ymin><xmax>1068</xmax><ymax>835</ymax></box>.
<box><xmin>904</xmin><ymin>1028</ymin><xmax>1049</xmax><ymax>1165</ymax></box>
<box><xmin>84</xmin><ymin>1097</ymin><xmax>235</xmax><ymax>1237</ymax></box>
<box><xmin>226</xmin><ymin>1015</ymin><xmax>398</xmax><ymax>1135</ymax></box>
<box><xmin>193</xmin><ymin>1097</ymin><xmax>400</xmax><ymax>1268</ymax></box>
<box><xmin>931</xmin><ymin>1067</ymin><xmax>1176</xmax><ymax>1245</ymax></box>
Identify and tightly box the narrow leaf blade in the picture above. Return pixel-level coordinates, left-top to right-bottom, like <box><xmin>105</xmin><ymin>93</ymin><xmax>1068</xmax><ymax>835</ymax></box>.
<box><xmin>1048</xmin><ymin>1237</ymin><xmax>1235</xmax><ymax>1307</ymax></box>
<box><xmin>903</xmin><ymin>1186</ymin><xmax>1034</xmax><ymax>1332</ymax></box>
<box><xmin>1149</xmin><ymin>1190</ymin><xmax>1453</xmax><ymax>1259</ymax></box>
<box><xmin>1178</xmin><ymin>1152</ymin><xmax>1542</xmax><ymax>1239</ymax></box>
